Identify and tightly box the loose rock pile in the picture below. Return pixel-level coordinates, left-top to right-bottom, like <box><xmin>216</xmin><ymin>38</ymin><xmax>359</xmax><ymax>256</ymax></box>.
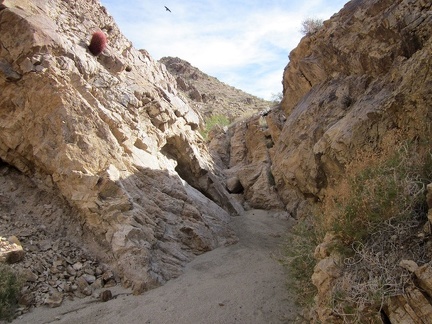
<box><xmin>0</xmin><ymin>165</ymin><xmax>119</xmax><ymax>315</ymax></box>
<box><xmin>1</xmin><ymin>231</ymin><xmax>118</xmax><ymax>314</ymax></box>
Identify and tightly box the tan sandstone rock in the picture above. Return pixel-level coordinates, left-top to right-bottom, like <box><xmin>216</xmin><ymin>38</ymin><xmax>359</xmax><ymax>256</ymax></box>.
<box><xmin>414</xmin><ymin>262</ymin><xmax>432</xmax><ymax>297</ymax></box>
<box><xmin>386</xmin><ymin>285</ymin><xmax>432</xmax><ymax>324</ymax></box>
<box><xmin>0</xmin><ymin>0</ymin><xmax>240</xmax><ymax>287</ymax></box>
<box><xmin>0</xmin><ymin>236</ymin><xmax>25</xmax><ymax>264</ymax></box>
<box><xmin>272</xmin><ymin>0</ymin><xmax>432</xmax><ymax>215</ymax></box>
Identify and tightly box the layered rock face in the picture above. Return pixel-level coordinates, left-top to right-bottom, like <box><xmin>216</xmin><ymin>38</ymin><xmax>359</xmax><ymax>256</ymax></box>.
<box><xmin>217</xmin><ymin>0</ymin><xmax>431</xmax><ymax>216</ymax></box>
<box><xmin>0</xmin><ymin>0</ymin><xmax>241</xmax><ymax>289</ymax></box>
<box><xmin>212</xmin><ymin>107</ymin><xmax>287</xmax><ymax>211</ymax></box>
<box><xmin>273</xmin><ymin>0</ymin><xmax>432</xmax><ymax>214</ymax></box>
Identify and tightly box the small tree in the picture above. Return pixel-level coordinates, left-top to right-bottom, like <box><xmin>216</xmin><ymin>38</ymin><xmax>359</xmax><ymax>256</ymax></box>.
<box><xmin>270</xmin><ymin>92</ymin><xmax>283</xmax><ymax>105</ymax></box>
<box><xmin>301</xmin><ymin>18</ymin><xmax>324</xmax><ymax>35</ymax></box>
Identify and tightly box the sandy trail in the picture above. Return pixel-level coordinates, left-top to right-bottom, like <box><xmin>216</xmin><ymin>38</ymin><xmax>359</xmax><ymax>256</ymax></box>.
<box><xmin>14</xmin><ymin>209</ymin><xmax>300</xmax><ymax>324</ymax></box>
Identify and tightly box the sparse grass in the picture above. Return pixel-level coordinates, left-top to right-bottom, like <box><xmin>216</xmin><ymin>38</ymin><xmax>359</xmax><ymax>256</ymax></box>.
<box><xmin>328</xmin><ymin>141</ymin><xmax>432</xmax><ymax>247</ymax></box>
<box><xmin>283</xmin><ymin>219</ymin><xmax>323</xmax><ymax>307</ymax></box>
<box><xmin>0</xmin><ymin>264</ymin><xmax>22</xmax><ymax>321</ymax></box>
<box><xmin>200</xmin><ymin>114</ymin><xmax>230</xmax><ymax>140</ymax></box>
<box><xmin>284</xmin><ymin>139</ymin><xmax>432</xmax><ymax>321</ymax></box>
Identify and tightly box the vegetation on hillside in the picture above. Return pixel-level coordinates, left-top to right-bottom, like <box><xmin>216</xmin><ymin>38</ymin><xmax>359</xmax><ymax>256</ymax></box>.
<box><xmin>200</xmin><ymin>114</ymin><xmax>231</xmax><ymax>141</ymax></box>
<box><xmin>300</xmin><ymin>18</ymin><xmax>324</xmax><ymax>35</ymax></box>
<box><xmin>284</xmin><ymin>138</ymin><xmax>432</xmax><ymax>321</ymax></box>
<box><xmin>0</xmin><ymin>264</ymin><xmax>22</xmax><ymax>321</ymax></box>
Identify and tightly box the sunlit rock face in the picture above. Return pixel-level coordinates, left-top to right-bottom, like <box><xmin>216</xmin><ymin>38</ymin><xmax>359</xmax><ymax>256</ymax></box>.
<box><xmin>272</xmin><ymin>0</ymin><xmax>431</xmax><ymax>216</ymax></box>
<box><xmin>214</xmin><ymin>0</ymin><xmax>431</xmax><ymax>217</ymax></box>
<box><xmin>0</xmin><ymin>0</ymin><xmax>240</xmax><ymax>287</ymax></box>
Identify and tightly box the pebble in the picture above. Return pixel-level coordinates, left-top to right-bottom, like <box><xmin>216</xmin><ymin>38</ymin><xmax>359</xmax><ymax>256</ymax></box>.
<box><xmin>73</xmin><ymin>262</ymin><xmax>83</xmax><ymax>271</ymax></box>
<box><xmin>44</xmin><ymin>291</ymin><xmax>63</xmax><ymax>308</ymax></box>
<box><xmin>100</xmin><ymin>289</ymin><xmax>113</xmax><ymax>302</ymax></box>
<box><xmin>82</xmin><ymin>274</ymin><xmax>96</xmax><ymax>284</ymax></box>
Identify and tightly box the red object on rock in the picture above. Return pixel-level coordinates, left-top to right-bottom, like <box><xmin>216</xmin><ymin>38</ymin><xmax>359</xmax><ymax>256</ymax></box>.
<box><xmin>88</xmin><ymin>31</ymin><xmax>107</xmax><ymax>56</ymax></box>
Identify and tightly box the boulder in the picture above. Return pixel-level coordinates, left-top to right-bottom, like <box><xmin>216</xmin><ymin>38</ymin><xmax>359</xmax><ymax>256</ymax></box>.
<box><xmin>226</xmin><ymin>176</ymin><xmax>243</xmax><ymax>194</ymax></box>
<box><xmin>100</xmin><ymin>289</ymin><xmax>113</xmax><ymax>302</ymax></box>
<box><xmin>0</xmin><ymin>236</ymin><xmax>25</xmax><ymax>264</ymax></box>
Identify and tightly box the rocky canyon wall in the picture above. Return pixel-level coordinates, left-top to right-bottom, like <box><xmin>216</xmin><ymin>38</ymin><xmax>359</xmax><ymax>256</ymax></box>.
<box><xmin>215</xmin><ymin>0</ymin><xmax>431</xmax><ymax>217</ymax></box>
<box><xmin>210</xmin><ymin>0</ymin><xmax>432</xmax><ymax>321</ymax></box>
<box><xmin>0</xmin><ymin>0</ymin><xmax>242</xmax><ymax>289</ymax></box>
<box><xmin>272</xmin><ymin>0</ymin><xmax>431</xmax><ymax>216</ymax></box>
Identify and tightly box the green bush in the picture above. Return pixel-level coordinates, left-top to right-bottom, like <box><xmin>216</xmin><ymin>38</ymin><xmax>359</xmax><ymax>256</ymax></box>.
<box><xmin>0</xmin><ymin>264</ymin><xmax>22</xmax><ymax>321</ymax></box>
<box><xmin>200</xmin><ymin>114</ymin><xmax>230</xmax><ymax>140</ymax></box>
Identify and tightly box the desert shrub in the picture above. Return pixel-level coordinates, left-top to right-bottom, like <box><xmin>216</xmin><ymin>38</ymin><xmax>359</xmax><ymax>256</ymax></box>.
<box><xmin>324</xmin><ymin>141</ymin><xmax>432</xmax><ymax>321</ymax></box>
<box><xmin>328</xmin><ymin>141</ymin><xmax>432</xmax><ymax>246</ymax></box>
<box><xmin>300</xmin><ymin>18</ymin><xmax>324</xmax><ymax>35</ymax></box>
<box><xmin>270</xmin><ymin>92</ymin><xmax>283</xmax><ymax>105</ymax></box>
<box><xmin>0</xmin><ymin>264</ymin><xmax>22</xmax><ymax>321</ymax></box>
<box><xmin>284</xmin><ymin>139</ymin><xmax>432</xmax><ymax>319</ymax></box>
<box><xmin>283</xmin><ymin>220</ymin><xmax>322</xmax><ymax>307</ymax></box>
<box><xmin>200</xmin><ymin>114</ymin><xmax>230</xmax><ymax>140</ymax></box>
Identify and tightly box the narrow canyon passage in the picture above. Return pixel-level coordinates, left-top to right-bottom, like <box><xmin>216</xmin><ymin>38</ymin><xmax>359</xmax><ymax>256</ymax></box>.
<box><xmin>14</xmin><ymin>210</ymin><xmax>300</xmax><ymax>324</ymax></box>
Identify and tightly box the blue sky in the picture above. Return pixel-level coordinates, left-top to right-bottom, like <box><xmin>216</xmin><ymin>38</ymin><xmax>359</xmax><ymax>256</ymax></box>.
<box><xmin>100</xmin><ymin>0</ymin><xmax>347</xmax><ymax>100</ymax></box>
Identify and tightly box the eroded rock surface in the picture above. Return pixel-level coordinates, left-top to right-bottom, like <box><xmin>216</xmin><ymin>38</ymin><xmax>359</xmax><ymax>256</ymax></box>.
<box><xmin>0</xmin><ymin>0</ymin><xmax>241</xmax><ymax>297</ymax></box>
<box><xmin>273</xmin><ymin>0</ymin><xmax>432</xmax><ymax>214</ymax></box>
<box><xmin>213</xmin><ymin>0</ymin><xmax>431</xmax><ymax>217</ymax></box>
<box><xmin>159</xmin><ymin>57</ymin><xmax>270</xmax><ymax>121</ymax></box>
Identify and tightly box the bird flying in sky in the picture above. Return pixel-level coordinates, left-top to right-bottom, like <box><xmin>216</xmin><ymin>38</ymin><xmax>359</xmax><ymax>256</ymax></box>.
<box><xmin>164</xmin><ymin>6</ymin><xmax>171</xmax><ymax>12</ymax></box>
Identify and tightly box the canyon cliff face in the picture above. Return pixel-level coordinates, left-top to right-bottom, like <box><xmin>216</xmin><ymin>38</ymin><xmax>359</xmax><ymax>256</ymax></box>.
<box><xmin>1</xmin><ymin>0</ymin><xmax>431</xmax><ymax>320</ymax></box>
<box><xmin>272</xmin><ymin>0</ymin><xmax>431</xmax><ymax>215</ymax></box>
<box><xmin>0</xmin><ymin>0</ymin><xmax>242</xmax><ymax>290</ymax></box>
<box><xmin>216</xmin><ymin>0</ymin><xmax>431</xmax><ymax>215</ymax></box>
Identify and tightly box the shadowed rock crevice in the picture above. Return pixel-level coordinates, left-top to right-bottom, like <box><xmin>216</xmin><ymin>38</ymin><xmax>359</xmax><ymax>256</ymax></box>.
<box><xmin>161</xmin><ymin>135</ymin><xmax>243</xmax><ymax>215</ymax></box>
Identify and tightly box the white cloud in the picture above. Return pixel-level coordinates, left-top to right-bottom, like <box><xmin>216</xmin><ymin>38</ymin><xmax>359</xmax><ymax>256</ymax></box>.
<box><xmin>101</xmin><ymin>0</ymin><xmax>347</xmax><ymax>100</ymax></box>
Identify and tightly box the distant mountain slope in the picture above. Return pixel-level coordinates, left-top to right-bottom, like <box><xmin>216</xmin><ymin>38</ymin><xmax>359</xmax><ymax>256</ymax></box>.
<box><xmin>159</xmin><ymin>57</ymin><xmax>272</xmax><ymax>121</ymax></box>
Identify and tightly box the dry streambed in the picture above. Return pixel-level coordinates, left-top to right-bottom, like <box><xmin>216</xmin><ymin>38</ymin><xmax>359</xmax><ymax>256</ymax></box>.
<box><xmin>14</xmin><ymin>210</ymin><xmax>300</xmax><ymax>324</ymax></box>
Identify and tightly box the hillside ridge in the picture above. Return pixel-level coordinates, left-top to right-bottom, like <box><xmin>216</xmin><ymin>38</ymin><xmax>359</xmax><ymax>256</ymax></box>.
<box><xmin>159</xmin><ymin>56</ymin><xmax>272</xmax><ymax>122</ymax></box>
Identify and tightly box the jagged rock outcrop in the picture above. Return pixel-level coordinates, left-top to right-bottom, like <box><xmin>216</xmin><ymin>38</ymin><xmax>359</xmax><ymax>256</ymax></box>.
<box><xmin>214</xmin><ymin>0</ymin><xmax>431</xmax><ymax>214</ymax></box>
<box><xmin>159</xmin><ymin>57</ymin><xmax>271</xmax><ymax>121</ymax></box>
<box><xmin>272</xmin><ymin>0</ymin><xmax>432</xmax><ymax>214</ymax></box>
<box><xmin>220</xmin><ymin>108</ymin><xmax>287</xmax><ymax>210</ymax></box>
<box><xmin>162</xmin><ymin>56</ymin><xmax>280</xmax><ymax>210</ymax></box>
<box><xmin>208</xmin><ymin>105</ymin><xmax>288</xmax><ymax>210</ymax></box>
<box><xmin>0</xmin><ymin>0</ymin><xmax>242</xmax><ymax>293</ymax></box>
